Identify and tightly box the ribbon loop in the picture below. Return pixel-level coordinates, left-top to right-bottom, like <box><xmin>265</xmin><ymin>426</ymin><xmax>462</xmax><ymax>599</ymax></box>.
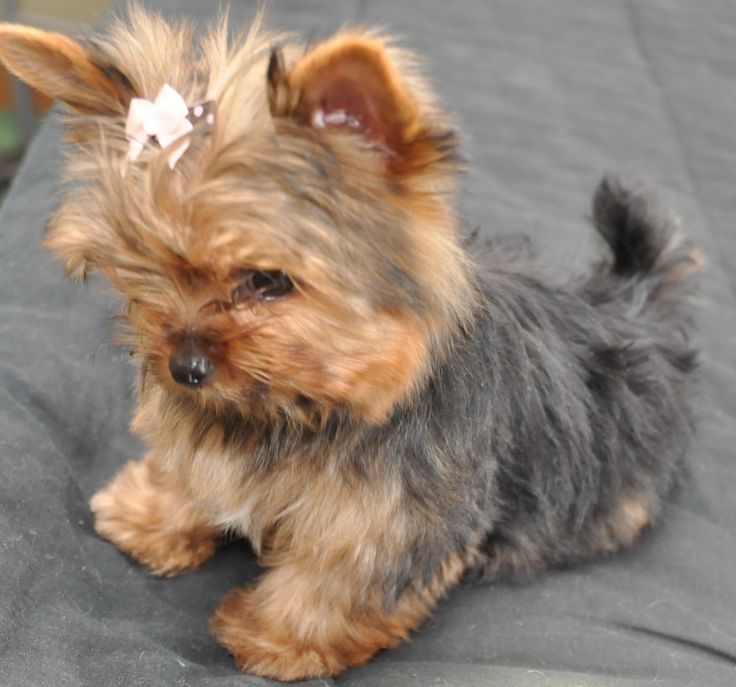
<box><xmin>125</xmin><ymin>84</ymin><xmax>213</xmax><ymax>169</ymax></box>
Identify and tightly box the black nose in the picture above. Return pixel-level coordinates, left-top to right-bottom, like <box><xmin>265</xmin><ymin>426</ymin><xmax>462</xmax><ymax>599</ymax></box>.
<box><xmin>168</xmin><ymin>354</ymin><xmax>213</xmax><ymax>388</ymax></box>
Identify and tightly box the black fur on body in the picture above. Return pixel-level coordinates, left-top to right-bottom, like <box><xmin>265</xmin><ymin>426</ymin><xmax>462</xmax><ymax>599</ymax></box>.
<box><xmin>153</xmin><ymin>175</ymin><xmax>698</xmax><ymax>601</ymax></box>
<box><xmin>0</xmin><ymin>11</ymin><xmax>701</xmax><ymax>678</ymax></box>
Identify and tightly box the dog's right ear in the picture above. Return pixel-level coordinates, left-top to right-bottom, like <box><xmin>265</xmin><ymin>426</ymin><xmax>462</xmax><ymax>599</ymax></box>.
<box><xmin>0</xmin><ymin>24</ymin><xmax>133</xmax><ymax>115</ymax></box>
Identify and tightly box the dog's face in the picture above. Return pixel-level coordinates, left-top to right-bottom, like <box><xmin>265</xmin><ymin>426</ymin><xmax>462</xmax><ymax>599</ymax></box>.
<box><xmin>0</xmin><ymin>9</ymin><xmax>474</xmax><ymax>422</ymax></box>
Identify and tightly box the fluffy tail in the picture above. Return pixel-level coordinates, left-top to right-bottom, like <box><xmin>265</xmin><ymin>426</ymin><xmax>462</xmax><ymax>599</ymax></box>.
<box><xmin>591</xmin><ymin>175</ymin><xmax>702</xmax><ymax>306</ymax></box>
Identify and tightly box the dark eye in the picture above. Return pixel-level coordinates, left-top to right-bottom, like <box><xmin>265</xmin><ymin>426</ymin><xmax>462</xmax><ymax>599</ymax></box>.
<box><xmin>231</xmin><ymin>270</ymin><xmax>294</xmax><ymax>304</ymax></box>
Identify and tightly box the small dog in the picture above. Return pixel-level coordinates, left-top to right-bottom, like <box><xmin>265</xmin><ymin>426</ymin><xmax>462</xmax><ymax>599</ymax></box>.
<box><xmin>0</xmin><ymin>5</ymin><xmax>700</xmax><ymax>681</ymax></box>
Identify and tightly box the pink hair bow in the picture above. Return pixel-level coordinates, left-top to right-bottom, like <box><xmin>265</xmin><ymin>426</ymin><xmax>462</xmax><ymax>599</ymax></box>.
<box><xmin>125</xmin><ymin>84</ymin><xmax>215</xmax><ymax>169</ymax></box>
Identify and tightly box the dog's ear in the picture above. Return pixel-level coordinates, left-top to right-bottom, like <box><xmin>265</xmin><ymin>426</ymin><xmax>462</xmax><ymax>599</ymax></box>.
<box><xmin>268</xmin><ymin>34</ymin><xmax>453</xmax><ymax>174</ymax></box>
<box><xmin>0</xmin><ymin>24</ymin><xmax>133</xmax><ymax>115</ymax></box>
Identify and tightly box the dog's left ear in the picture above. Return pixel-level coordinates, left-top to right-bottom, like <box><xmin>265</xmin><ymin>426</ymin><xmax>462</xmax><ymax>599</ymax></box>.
<box><xmin>0</xmin><ymin>24</ymin><xmax>133</xmax><ymax>115</ymax></box>
<box><xmin>268</xmin><ymin>34</ymin><xmax>452</xmax><ymax>174</ymax></box>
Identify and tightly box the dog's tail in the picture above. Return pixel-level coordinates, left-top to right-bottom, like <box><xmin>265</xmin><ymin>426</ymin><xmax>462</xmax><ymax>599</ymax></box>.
<box><xmin>591</xmin><ymin>175</ymin><xmax>702</xmax><ymax>313</ymax></box>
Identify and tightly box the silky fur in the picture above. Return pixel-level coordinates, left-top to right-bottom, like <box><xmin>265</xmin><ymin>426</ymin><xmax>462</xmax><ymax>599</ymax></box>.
<box><xmin>0</xmin><ymin>4</ymin><xmax>699</xmax><ymax>681</ymax></box>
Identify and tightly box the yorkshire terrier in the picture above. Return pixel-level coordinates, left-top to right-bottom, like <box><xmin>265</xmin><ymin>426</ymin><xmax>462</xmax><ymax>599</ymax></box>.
<box><xmin>0</xmin><ymin>4</ymin><xmax>700</xmax><ymax>681</ymax></box>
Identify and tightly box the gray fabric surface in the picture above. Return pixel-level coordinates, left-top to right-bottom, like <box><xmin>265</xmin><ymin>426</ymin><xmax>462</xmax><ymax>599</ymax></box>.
<box><xmin>1</xmin><ymin>1</ymin><xmax>735</xmax><ymax>685</ymax></box>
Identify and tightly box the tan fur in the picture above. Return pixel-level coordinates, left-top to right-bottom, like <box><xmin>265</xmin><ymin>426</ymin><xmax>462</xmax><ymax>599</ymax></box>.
<box><xmin>0</xmin><ymin>5</ymin><xmax>480</xmax><ymax>680</ymax></box>
<box><xmin>289</xmin><ymin>35</ymin><xmax>421</xmax><ymax>153</ymax></box>
<box><xmin>210</xmin><ymin>548</ymin><xmax>476</xmax><ymax>680</ymax></box>
<box><xmin>29</xmin><ymin>9</ymin><xmax>473</xmax><ymax>423</ymax></box>
<box><xmin>594</xmin><ymin>494</ymin><xmax>655</xmax><ymax>553</ymax></box>
<box><xmin>106</xmin><ymin>388</ymin><xmax>479</xmax><ymax>679</ymax></box>
<box><xmin>90</xmin><ymin>454</ymin><xmax>219</xmax><ymax>577</ymax></box>
<box><xmin>0</xmin><ymin>23</ymin><xmax>131</xmax><ymax>114</ymax></box>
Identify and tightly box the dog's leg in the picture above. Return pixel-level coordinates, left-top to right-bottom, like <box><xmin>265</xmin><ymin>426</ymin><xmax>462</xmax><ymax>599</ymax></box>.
<box><xmin>210</xmin><ymin>544</ymin><xmax>474</xmax><ymax>681</ymax></box>
<box><xmin>478</xmin><ymin>490</ymin><xmax>659</xmax><ymax>581</ymax></box>
<box><xmin>90</xmin><ymin>453</ymin><xmax>220</xmax><ymax>576</ymax></box>
<box><xmin>586</xmin><ymin>492</ymin><xmax>657</xmax><ymax>554</ymax></box>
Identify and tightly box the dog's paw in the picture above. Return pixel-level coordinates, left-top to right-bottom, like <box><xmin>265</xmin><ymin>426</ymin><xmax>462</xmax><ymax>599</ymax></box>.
<box><xmin>210</xmin><ymin>586</ymin><xmax>352</xmax><ymax>681</ymax></box>
<box><xmin>90</xmin><ymin>458</ymin><xmax>218</xmax><ymax>577</ymax></box>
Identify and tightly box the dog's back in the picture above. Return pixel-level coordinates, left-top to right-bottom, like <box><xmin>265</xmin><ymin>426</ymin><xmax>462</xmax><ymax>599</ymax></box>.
<box><xmin>455</xmin><ymin>175</ymin><xmax>700</xmax><ymax>581</ymax></box>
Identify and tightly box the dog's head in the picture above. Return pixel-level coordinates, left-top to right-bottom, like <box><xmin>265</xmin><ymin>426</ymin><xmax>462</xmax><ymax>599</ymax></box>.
<box><xmin>0</xmin><ymin>5</ymin><xmax>475</xmax><ymax>423</ymax></box>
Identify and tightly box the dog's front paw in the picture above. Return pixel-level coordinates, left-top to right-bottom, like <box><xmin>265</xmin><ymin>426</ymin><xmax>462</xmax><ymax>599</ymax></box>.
<box><xmin>209</xmin><ymin>546</ymin><xmax>472</xmax><ymax>680</ymax></box>
<box><xmin>210</xmin><ymin>586</ymin><xmax>355</xmax><ymax>681</ymax></box>
<box><xmin>90</xmin><ymin>457</ymin><xmax>218</xmax><ymax>577</ymax></box>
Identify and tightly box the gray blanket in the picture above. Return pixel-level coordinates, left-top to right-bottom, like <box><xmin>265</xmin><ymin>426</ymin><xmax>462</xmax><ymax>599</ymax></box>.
<box><xmin>1</xmin><ymin>1</ymin><xmax>735</xmax><ymax>685</ymax></box>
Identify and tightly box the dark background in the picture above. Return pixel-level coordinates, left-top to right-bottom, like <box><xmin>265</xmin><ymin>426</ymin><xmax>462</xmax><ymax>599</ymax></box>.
<box><xmin>1</xmin><ymin>1</ymin><xmax>735</xmax><ymax>685</ymax></box>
